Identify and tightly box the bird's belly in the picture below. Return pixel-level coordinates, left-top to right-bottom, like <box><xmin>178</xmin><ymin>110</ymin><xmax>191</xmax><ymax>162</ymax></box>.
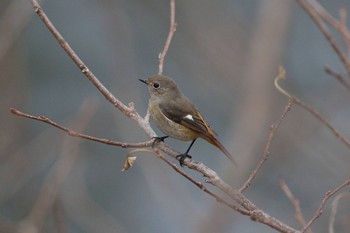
<box><xmin>150</xmin><ymin>105</ymin><xmax>198</xmax><ymax>141</ymax></box>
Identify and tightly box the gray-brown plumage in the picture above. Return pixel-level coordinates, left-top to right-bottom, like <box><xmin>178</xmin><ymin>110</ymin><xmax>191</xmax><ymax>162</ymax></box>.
<box><xmin>139</xmin><ymin>75</ymin><xmax>236</xmax><ymax>166</ymax></box>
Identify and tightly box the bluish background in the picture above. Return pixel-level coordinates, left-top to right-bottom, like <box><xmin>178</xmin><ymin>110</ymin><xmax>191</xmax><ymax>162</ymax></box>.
<box><xmin>1</xmin><ymin>0</ymin><xmax>349</xmax><ymax>232</ymax></box>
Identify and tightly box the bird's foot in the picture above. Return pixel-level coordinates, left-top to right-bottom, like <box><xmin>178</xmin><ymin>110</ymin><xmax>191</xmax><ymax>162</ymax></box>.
<box><xmin>176</xmin><ymin>153</ymin><xmax>192</xmax><ymax>167</ymax></box>
<box><xmin>152</xmin><ymin>136</ymin><xmax>169</xmax><ymax>148</ymax></box>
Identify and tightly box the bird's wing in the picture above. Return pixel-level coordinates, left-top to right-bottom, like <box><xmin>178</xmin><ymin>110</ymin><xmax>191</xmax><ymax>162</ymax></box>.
<box><xmin>159</xmin><ymin>96</ymin><xmax>236</xmax><ymax>166</ymax></box>
<box><xmin>159</xmin><ymin>97</ymin><xmax>217</xmax><ymax>139</ymax></box>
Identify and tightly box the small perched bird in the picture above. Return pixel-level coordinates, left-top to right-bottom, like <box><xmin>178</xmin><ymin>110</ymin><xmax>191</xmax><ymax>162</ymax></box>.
<box><xmin>139</xmin><ymin>75</ymin><xmax>236</xmax><ymax>167</ymax></box>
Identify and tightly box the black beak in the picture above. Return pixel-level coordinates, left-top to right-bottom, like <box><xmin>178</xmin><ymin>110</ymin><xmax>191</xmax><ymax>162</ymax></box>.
<box><xmin>139</xmin><ymin>79</ymin><xmax>148</xmax><ymax>85</ymax></box>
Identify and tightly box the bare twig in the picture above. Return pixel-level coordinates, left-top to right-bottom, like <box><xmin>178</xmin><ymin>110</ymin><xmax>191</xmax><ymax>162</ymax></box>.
<box><xmin>294</xmin><ymin>99</ymin><xmax>350</xmax><ymax>150</ymax></box>
<box><xmin>275</xmin><ymin>67</ymin><xmax>350</xmax><ymax>150</ymax></box>
<box><xmin>280</xmin><ymin>180</ymin><xmax>313</xmax><ymax>233</ymax></box>
<box><xmin>329</xmin><ymin>192</ymin><xmax>350</xmax><ymax>233</ymax></box>
<box><xmin>324</xmin><ymin>66</ymin><xmax>350</xmax><ymax>91</ymax></box>
<box><xmin>302</xmin><ymin>176</ymin><xmax>350</xmax><ymax>232</ymax></box>
<box><xmin>158</xmin><ymin>0</ymin><xmax>177</xmax><ymax>75</ymax></box>
<box><xmin>240</xmin><ymin>87</ymin><xmax>292</xmax><ymax>192</ymax></box>
<box><xmin>297</xmin><ymin>0</ymin><xmax>350</xmax><ymax>78</ymax></box>
<box><xmin>10</xmin><ymin>108</ymin><xmax>154</xmax><ymax>148</ymax></box>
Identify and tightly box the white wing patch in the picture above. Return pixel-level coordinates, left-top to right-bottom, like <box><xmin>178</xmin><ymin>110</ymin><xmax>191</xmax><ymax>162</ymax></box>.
<box><xmin>184</xmin><ymin>114</ymin><xmax>194</xmax><ymax>121</ymax></box>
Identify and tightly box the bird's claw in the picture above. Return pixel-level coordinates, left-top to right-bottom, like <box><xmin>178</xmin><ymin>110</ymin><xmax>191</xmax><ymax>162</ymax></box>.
<box><xmin>152</xmin><ymin>136</ymin><xmax>169</xmax><ymax>148</ymax></box>
<box><xmin>176</xmin><ymin>154</ymin><xmax>192</xmax><ymax>167</ymax></box>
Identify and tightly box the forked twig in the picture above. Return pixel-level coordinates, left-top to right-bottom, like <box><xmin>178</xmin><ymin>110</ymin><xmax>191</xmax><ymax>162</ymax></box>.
<box><xmin>297</xmin><ymin>0</ymin><xmax>350</xmax><ymax>78</ymax></box>
<box><xmin>324</xmin><ymin>66</ymin><xmax>350</xmax><ymax>91</ymax></box>
<box><xmin>275</xmin><ymin>67</ymin><xmax>350</xmax><ymax>150</ymax></box>
<box><xmin>307</xmin><ymin>0</ymin><xmax>350</xmax><ymax>57</ymax></box>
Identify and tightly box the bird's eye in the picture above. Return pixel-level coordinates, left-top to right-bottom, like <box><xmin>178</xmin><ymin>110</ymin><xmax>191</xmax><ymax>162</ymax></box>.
<box><xmin>152</xmin><ymin>82</ymin><xmax>160</xmax><ymax>89</ymax></box>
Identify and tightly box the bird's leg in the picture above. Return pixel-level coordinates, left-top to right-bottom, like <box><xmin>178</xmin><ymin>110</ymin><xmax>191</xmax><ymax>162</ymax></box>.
<box><xmin>177</xmin><ymin>139</ymin><xmax>196</xmax><ymax>167</ymax></box>
<box><xmin>152</xmin><ymin>136</ymin><xmax>169</xmax><ymax>148</ymax></box>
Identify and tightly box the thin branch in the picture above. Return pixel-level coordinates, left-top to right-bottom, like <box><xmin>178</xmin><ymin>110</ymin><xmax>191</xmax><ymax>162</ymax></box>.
<box><xmin>240</xmin><ymin>98</ymin><xmax>292</xmax><ymax>192</ymax></box>
<box><xmin>307</xmin><ymin>0</ymin><xmax>350</xmax><ymax>57</ymax></box>
<box><xmin>302</xmin><ymin>176</ymin><xmax>350</xmax><ymax>232</ymax></box>
<box><xmin>10</xmin><ymin>108</ymin><xmax>154</xmax><ymax>148</ymax></box>
<box><xmin>275</xmin><ymin>67</ymin><xmax>350</xmax><ymax>150</ymax></box>
<box><xmin>324</xmin><ymin>66</ymin><xmax>350</xmax><ymax>91</ymax></box>
<box><xmin>280</xmin><ymin>180</ymin><xmax>313</xmax><ymax>233</ymax></box>
<box><xmin>29</xmin><ymin>0</ymin><xmax>148</xmax><ymax>129</ymax></box>
<box><xmin>123</xmin><ymin>148</ymin><xmax>249</xmax><ymax>215</ymax></box>
<box><xmin>158</xmin><ymin>0</ymin><xmax>177</xmax><ymax>75</ymax></box>
<box><xmin>155</xmin><ymin>150</ymin><xmax>250</xmax><ymax>216</ymax></box>
<box><xmin>180</xmin><ymin>158</ymin><xmax>300</xmax><ymax>233</ymax></box>
<box><xmin>294</xmin><ymin>98</ymin><xmax>350</xmax><ymax>150</ymax></box>
<box><xmin>329</xmin><ymin>192</ymin><xmax>350</xmax><ymax>233</ymax></box>
<box><xmin>297</xmin><ymin>0</ymin><xmax>350</xmax><ymax>78</ymax></box>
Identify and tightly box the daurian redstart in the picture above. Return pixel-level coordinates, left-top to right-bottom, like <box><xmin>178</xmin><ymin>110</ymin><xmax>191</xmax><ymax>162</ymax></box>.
<box><xmin>140</xmin><ymin>75</ymin><xmax>235</xmax><ymax>167</ymax></box>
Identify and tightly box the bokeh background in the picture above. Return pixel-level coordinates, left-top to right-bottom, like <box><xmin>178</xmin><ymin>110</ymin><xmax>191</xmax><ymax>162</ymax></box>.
<box><xmin>1</xmin><ymin>0</ymin><xmax>350</xmax><ymax>232</ymax></box>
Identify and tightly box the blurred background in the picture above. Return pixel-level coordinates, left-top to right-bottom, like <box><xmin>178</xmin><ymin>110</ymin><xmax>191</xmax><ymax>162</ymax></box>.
<box><xmin>1</xmin><ymin>0</ymin><xmax>349</xmax><ymax>232</ymax></box>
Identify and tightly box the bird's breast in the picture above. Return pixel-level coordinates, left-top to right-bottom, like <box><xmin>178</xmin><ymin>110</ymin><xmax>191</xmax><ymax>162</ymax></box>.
<box><xmin>149</xmin><ymin>100</ymin><xmax>198</xmax><ymax>141</ymax></box>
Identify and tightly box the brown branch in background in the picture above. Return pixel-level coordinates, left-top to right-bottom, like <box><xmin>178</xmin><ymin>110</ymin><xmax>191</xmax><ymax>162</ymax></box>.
<box><xmin>280</xmin><ymin>180</ymin><xmax>313</xmax><ymax>233</ymax></box>
<box><xmin>10</xmin><ymin>108</ymin><xmax>154</xmax><ymax>148</ymax></box>
<box><xmin>52</xmin><ymin>199</ymin><xmax>68</xmax><ymax>233</ymax></box>
<box><xmin>306</xmin><ymin>0</ymin><xmax>350</xmax><ymax>57</ymax></box>
<box><xmin>275</xmin><ymin>67</ymin><xmax>350</xmax><ymax>150</ymax></box>
<box><xmin>22</xmin><ymin>99</ymin><xmax>97</xmax><ymax>231</ymax></box>
<box><xmin>302</xmin><ymin>176</ymin><xmax>350</xmax><ymax>232</ymax></box>
<box><xmin>339</xmin><ymin>7</ymin><xmax>350</xmax><ymax>56</ymax></box>
<box><xmin>281</xmin><ymin>176</ymin><xmax>350</xmax><ymax>233</ymax></box>
<box><xmin>158</xmin><ymin>0</ymin><xmax>177</xmax><ymax>75</ymax></box>
<box><xmin>0</xmin><ymin>0</ymin><xmax>45</xmax><ymax>61</ymax></box>
<box><xmin>294</xmin><ymin>99</ymin><xmax>350</xmax><ymax>150</ymax></box>
<box><xmin>297</xmin><ymin>0</ymin><xmax>350</xmax><ymax>78</ymax></box>
<box><xmin>324</xmin><ymin>66</ymin><xmax>350</xmax><ymax>91</ymax></box>
<box><xmin>240</xmin><ymin>93</ymin><xmax>292</xmax><ymax>192</ymax></box>
<box><xmin>328</xmin><ymin>192</ymin><xmax>350</xmax><ymax>233</ymax></box>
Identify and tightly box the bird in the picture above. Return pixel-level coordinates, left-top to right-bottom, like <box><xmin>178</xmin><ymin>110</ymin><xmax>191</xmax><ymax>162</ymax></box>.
<box><xmin>139</xmin><ymin>75</ymin><xmax>236</xmax><ymax>167</ymax></box>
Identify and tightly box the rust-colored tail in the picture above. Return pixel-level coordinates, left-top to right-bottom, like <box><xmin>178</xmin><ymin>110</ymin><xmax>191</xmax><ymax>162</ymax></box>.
<box><xmin>193</xmin><ymin>110</ymin><xmax>236</xmax><ymax>166</ymax></box>
<box><xmin>205</xmin><ymin>137</ymin><xmax>237</xmax><ymax>166</ymax></box>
